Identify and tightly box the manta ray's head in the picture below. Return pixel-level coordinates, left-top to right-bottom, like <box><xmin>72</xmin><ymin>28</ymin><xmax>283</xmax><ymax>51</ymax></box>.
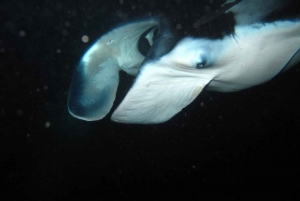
<box><xmin>111</xmin><ymin>37</ymin><xmax>223</xmax><ymax>124</ymax></box>
<box><xmin>111</xmin><ymin>19</ymin><xmax>300</xmax><ymax>124</ymax></box>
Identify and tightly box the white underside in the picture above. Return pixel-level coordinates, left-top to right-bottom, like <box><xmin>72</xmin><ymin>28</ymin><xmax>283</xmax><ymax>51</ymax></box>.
<box><xmin>112</xmin><ymin>20</ymin><xmax>300</xmax><ymax>124</ymax></box>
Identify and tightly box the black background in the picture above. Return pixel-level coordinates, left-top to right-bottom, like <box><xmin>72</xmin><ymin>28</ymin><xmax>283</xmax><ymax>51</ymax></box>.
<box><xmin>1</xmin><ymin>0</ymin><xmax>299</xmax><ymax>200</ymax></box>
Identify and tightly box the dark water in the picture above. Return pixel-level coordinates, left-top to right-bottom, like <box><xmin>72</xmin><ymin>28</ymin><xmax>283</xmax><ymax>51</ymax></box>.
<box><xmin>1</xmin><ymin>0</ymin><xmax>299</xmax><ymax>200</ymax></box>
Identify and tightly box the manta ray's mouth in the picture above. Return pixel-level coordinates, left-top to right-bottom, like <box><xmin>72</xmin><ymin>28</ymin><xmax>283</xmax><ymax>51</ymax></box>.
<box><xmin>138</xmin><ymin>26</ymin><xmax>158</xmax><ymax>56</ymax></box>
<box><xmin>111</xmin><ymin>66</ymin><xmax>214</xmax><ymax>124</ymax></box>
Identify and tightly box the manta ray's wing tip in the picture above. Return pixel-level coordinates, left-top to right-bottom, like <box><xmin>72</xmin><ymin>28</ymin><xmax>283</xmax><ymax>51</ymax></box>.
<box><xmin>67</xmin><ymin>53</ymin><xmax>120</xmax><ymax>121</ymax></box>
<box><xmin>68</xmin><ymin>18</ymin><xmax>162</xmax><ymax>121</ymax></box>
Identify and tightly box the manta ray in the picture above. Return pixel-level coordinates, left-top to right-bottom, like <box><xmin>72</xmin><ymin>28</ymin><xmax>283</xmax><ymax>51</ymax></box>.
<box><xmin>68</xmin><ymin>0</ymin><xmax>300</xmax><ymax>124</ymax></box>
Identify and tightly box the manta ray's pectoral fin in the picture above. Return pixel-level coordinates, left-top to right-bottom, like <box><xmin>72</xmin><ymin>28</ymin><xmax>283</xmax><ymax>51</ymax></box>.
<box><xmin>68</xmin><ymin>60</ymin><xmax>120</xmax><ymax>121</ymax></box>
<box><xmin>67</xmin><ymin>19</ymin><xmax>159</xmax><ymax>121</ymax></box>
<box><xmin>111</xmin><ymin>61</ymin><xmax>214</xmax><ymax>124</ymax></box>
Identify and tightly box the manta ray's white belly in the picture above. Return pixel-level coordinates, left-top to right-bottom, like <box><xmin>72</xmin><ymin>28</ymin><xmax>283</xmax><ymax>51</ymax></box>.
<box><xmin>207</xmin><ymin>20</ymin><xmax>300</xmax><ymax>92</ymax></box>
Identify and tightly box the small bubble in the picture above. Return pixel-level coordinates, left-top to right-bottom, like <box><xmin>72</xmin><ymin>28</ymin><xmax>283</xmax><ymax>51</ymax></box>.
<box><xmin>5</xmin><ymin>21</ymin><xmax>14</xmax><ymax>29</ymax></box>
<box><xmin>116</xmin><ymin>10</ymin><xmax>123</xmax><ymax>17</ymax></box>
<box><xmin>219</xmin><ymin>116</ymin><xmax>223</xmax><ymax>120</ymax></box>
<box><xmin>19</xmin><ymin>30</ymin><xmax>26</xmax><ymax>37</ymax></box>
<box><xmin>26</xmin><ymin>133</ymin><xmax>30</xmax><ymax>138</ymax></box>
<box><xmin>200</xmin><ymin>102</ymin><xmax>204</xmax><ymax>107</ymax></box>
<box><xmin>1</xmin><ymin>109</ymin><xmax>5</xmax><ymax>116</ymax></box>
<box><xmin>176</xmin><ymin>24</ymin><xmax>182</xmax><ymax>30</ymax></box>
<box><xmin>36</xmin><ymin>88</ymin><xmax>40</xmax><ymax>92</ymax></box>
<box><xmin>57</xmin><ymin>49</ymin><xmax>61</xmax><ymax>53</ymax></box>
<box><xmin>83</xmin><ymin>21</ymin><xmax>88</xmax><ymax>28</ymax></box>
<box><xmin>17</xmin><ymin>109</ymin><xmax>23</xmax><ymax>116</ymax></box>
<box><xmin>56</xmin><ymin>3</ymin><xmax>62</xmax><ymax>10</ymax></box>
<box><xmin>71</xmin><ymin>9</ymin><xmax>77</xmax><ymax>16</ymax></box>
<box><xmin>45</xmin><ymin>121</ymin><xmax>51</xmax><ymax>128</ymax></box>
<box><xmin>64</xmin><ymin>21</ymin><xmax>70</xmax><ymax>27</ymax></box>
<box><xmin>205</xmin><ymin>5</ymin><xmax>211</xmax><ymax>12</ymax></box>
<box><xmin>121</xmin><ymin>13</ymin><xmax>128</xmax><ymax>21</ymax></box>
<box><xmin>81</xmin><ymin>35</ymin><xmax>89</xmax><ymax>43</ymax></box>
<box><xmin>132</xmin><ymin>5</ymin><xmax>136</xmax><ymax>9</ymax></box>
<box><xmin>119</xmin><ymin>0</ymin><xmax>124</xmax><ymax>4</ymax></box>
<box><xmin>62</xmin><ymin>29</ymin><xmax>68</xmax><ymax>36</ymax></box>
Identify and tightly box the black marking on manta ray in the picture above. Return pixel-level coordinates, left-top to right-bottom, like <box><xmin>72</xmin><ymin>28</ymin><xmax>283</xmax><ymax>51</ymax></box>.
<box><xmin>194</xmin><ymin>0</ymin><xmax>242</xmax><ymax>27</ymax></box>
<box><xmin>192</xmin><ymin>0</ymin><xmax>299</xmax><ymax>40</ymax></box>
<box><xmin>138</xmin><ymin>26</ymin><xmax>158</xmax><ymax>56</ymax></box>
<box><xmin>228</xmin><ymin>17</ymin><xmax>300</xmax><ymax>44</ymax></box>
<box><xmin>263</xmin><ymin>0</ymin><xmax>300</xmax><ymax>22</ymax></box>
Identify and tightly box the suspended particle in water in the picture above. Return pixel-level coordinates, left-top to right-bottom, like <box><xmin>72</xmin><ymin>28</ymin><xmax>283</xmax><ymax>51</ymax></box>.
<box><xmin>176</xmin><ymin>24</ymin><xmax>182</xmax><ymax>30</ymax></box>
<box><xmin>45</xmin><ymin>121</ymin><xmax>51</xmax><ymax>128</ymax></box>
<box><xmin>16</xmin><ymin>109</ymin><xmax>23</xmax><ymax>116</ymax></box>
<box><xmin>43</xmin><ymin>85</ymin><xmax>48</xmax><ymax>90</ymax></box>
<box><xmin>81</xmin><ymin>35</ymin><xmax>89</xmax><ymax>43</ymax></box>
<box><xmin>19</xmin><ymin>30</ymin><xmax>26</xmax><ymax>37</ymax></box>
<box><xmin>65</xmin><ymin>21</ymin><xmax>70</xmax><ymax>27</ymax></box>
<box><xmin>62</xmin><ymin>29</ymin><xmax>68</xmax><ymax>36</ymax></box>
